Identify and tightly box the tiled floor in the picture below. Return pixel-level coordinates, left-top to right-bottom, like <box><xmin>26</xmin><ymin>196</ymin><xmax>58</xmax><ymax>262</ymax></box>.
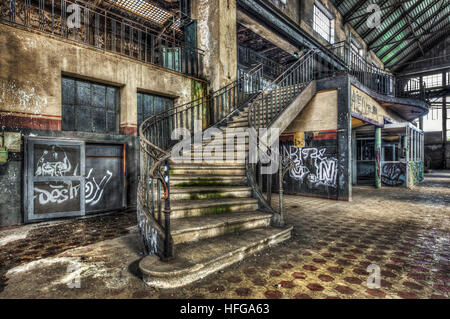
<box><xmin>0</xmin><ymin>171</ymin><xmax>449</xmax><ymax>298</ymax></box>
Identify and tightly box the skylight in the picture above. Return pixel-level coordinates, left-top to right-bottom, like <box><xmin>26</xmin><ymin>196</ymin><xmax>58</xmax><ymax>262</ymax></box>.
<box><xmin>108</xmin><ymin>0</ymin><xmax>173</xmax><ymax>25</ymax></box>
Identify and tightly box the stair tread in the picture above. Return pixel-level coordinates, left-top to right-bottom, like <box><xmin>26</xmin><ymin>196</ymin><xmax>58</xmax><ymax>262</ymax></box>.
<box><xmin>170</xmin><ymin>163</ymin><xmax>245</xmax><ymax>167</ymax></box>
<box><xmin>171</xmin><ymin>211</ymin><xmax>271</xmax><ymax>235</ymax></box>
<box><xmin>171</xmin><ymin>185</ymin><xmax>251</xmax><ymax>193</ymax></box>
<box><xmin>140</xmin><ymin>225</ymin><xmax>293</xmax><ymax>275</ymax></box>
<box><xmin>171</xmin><ymin>197</ymin><xmax>257</xmax><ymax>209</ymax></box>
<box><xmin>170</xmin><ymin>174</ymin><xmax>245</xmax><ymax>179</ymax></box>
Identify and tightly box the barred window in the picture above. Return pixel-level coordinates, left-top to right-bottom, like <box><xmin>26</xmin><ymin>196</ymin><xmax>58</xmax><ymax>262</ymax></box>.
<box><xmin>62</xmin><ymin>77</ymin><xmax>120</xmax><ymax>133</ymax></box>
<box><xmin>313</xmin><ymin>4</ymin><xmax>334</xmax><ymax>44</ymax></box>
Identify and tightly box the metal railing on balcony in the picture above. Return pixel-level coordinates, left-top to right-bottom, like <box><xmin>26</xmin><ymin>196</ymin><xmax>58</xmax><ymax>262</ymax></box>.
<box><xmin>323</xmin><ymin>41</ymin><xmax>428</xmax><ymax>101</ymax></box>
<box><xmin>0</xmin><ymin>0</ymin><xmax>204</xmax><ymax>78</ymax></box>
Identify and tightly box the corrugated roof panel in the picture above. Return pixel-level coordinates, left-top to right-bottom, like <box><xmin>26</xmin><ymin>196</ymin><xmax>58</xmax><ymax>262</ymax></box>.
<box><xmin>331</xmin><ymin>0</ymin><xmax>447</xmax><ymax>69</ymax></box>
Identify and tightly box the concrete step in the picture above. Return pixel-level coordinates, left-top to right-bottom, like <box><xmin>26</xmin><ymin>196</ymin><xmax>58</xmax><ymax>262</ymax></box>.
<box><xmin>171</xmin><ymin>211</ymin><xmax>272</xmax><ymax>244</ymax></box>
<box><xmin>139</xmin><ymin>225</ymin><xmax>293</xmax><ymax>288</ymax></box>
<box><xmin>170</xmin><ymin>185</ymin><xmax>252</xmax><ymax>200</ymax></box>
<box><xmin>170</xmin><ymin>175</ymin><xmax>247</xmax><ymax>187</ymax></box>
<box><xmin>170</xmin><ymin>164</ymin><xmax>246</xmax><ymax>176</ymax></box>
<box><xmin>170</xmin><ymin>197</ymin><xmax>258</xmax><ymax>219</ymax></box>
<box><xmin>171</xmin><ymin>157</ymin><xmax>248</xmax><ymax>165</ymax></box>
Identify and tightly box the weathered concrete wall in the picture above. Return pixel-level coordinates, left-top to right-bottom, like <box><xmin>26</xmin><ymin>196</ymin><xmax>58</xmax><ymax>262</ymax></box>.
<box><xmin>278</xmin><ymin>77</ymin><xmax>351</xmax><ymax>201</ymax></box>
<box><xmin>284</xmin><ymin>89</ymin><xmax>338</xmax><ymax>134</ymax></box>
<box><xmin>193</xmin><ymin>0</ymin><xmax>237</xmax><ymax>92</ymax></box>
<box><xmin>279</xmin><ymin>132</ymin><xmax>338</xmax><ymax>200</ymax></box>
<box><xmin>0</xmin><ymin>23</ymin><xmax>195</xmax><ymax>134</ymax></box>
<box><xmin>0</xmin><ymin>22</ymin><xmax>205</xmax><ymax>227</ymax></box>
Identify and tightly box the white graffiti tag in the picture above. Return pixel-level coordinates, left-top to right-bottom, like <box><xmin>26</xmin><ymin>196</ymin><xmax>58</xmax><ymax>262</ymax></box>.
<box><xmin>35</xmin><ymin>146</ymin><xmax>74</xmax><ymax>176</ymax></box>
<box><xmin>85</xmin><ymin>169</ymin><xmax>113</xmax><ymax>206</ymax></box>
<box><xmin>33</xmin><ymin>146</ymin><xmax>113</xmax><ymax>207</ymax></box>
<box><xmin>283</xmin><ymin>145</ymin><xmax>337</xmax><ymax>187</ymax></box>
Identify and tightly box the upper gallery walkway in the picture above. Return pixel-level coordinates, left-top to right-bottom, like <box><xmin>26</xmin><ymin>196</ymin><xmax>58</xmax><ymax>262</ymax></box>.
<box><xmin>0</xmin><ymin>0</ymin><xmax>204</xmax><ymax>79</ymax></box>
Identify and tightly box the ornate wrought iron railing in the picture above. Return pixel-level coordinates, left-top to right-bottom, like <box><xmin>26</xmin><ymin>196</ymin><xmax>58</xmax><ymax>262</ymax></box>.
<box><xmin>138</xmin><ymin>64</ymin><xmax>264</xmax><ymax>259</ymax></box>
<box><xmin>0</xmin><ymin>0</ymin><xmax>204</xmax><ymax>78</ymax></box>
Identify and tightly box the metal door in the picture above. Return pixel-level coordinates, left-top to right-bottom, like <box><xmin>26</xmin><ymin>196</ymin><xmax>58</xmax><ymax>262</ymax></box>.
<box><xmin>24</xmin><ymin>137</ymin><xmax>85</xmax><ymax>222</ymax></box>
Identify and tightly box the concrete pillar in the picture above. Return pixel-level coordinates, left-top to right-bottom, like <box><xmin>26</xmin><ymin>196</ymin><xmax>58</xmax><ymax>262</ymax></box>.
<box><xmin>192</xmin><ymin>0</ymin><xmax>237</xmax><ymax>92</ymax></box>
<box><xmin>375</xmin><ymin>127</ymin><xmax>381</xmax><ymax>188</ymax></box>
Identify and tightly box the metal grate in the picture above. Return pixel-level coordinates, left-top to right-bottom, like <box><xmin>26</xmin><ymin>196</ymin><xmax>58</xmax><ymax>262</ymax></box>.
<box><xmin>108</xmin><ymin>0</ymin><xmax>173</xmax><ymax>25</ymax></box>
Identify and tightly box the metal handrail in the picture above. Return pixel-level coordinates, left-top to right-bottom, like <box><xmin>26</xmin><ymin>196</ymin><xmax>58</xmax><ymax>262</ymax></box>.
<box><xmin>246</xmin><ymin>50</ymin><xmax>317</xmax><ymax>226</ymax></box>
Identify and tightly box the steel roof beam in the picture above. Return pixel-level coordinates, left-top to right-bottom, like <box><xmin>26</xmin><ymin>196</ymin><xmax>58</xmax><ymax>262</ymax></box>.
<box><xmin>400</xmin><ymin>1</ymin><xmax>424</xmax><ymax>56</ymax></box>
<box><xmin>343</xmin><ymin>0</ymin><xmax>369</xmax><ymax>23</ymax></box>
<box><xmin>370</xmin><ymin>26</ymin><xmax>450</xmax><ymax>50</ymax></box>
<box><xmin>370</xmin><ymin>0</ymin><xmax>442</xmax><ymax>52</ymax></box>
<box><xmin>379</xmin><ymin>11</ymin><xmax>448</xmax><ymax>61</ymax></box>
<box><xmin>366</xmin><ymin>0</ymin><xmax>423</xmax><ymax>47</ymax></box>
<box><xmin>387</xmin><ymin>27</ymin><xmax>449</xmax><ymax>68</ymax></box>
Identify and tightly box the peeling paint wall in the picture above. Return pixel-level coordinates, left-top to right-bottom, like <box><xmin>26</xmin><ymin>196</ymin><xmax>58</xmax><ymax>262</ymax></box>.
<box><xmin>0</xmin><ymin>22</ymin><xmax>200</xmax><ymax>227</ymax></box>
<box><xmin>0</xmin><ymin>23</ymin><xmax>194</xmax><ymax>134</ymax></box>
<box><xmin>192</xmin><ymin>0</ymin><xmax>237</xmax><ymax>92</ymax></box>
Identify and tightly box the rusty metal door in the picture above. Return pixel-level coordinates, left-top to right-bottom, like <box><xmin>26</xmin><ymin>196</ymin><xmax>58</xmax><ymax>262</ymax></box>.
<box><xmin>24</xmin><ymin>137</ymin><xmax>86</xmax><ymax>222</ymax></box>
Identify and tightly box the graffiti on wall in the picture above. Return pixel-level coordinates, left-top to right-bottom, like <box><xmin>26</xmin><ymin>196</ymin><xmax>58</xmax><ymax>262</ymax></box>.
<box><xmin>408</xmin><ymin>161</ymin><xmax>424</xmax><ymax>188</ymax></box>
<box><xmin>381</xmin><ymin>162</ymin><xmax>406</xmax><ymax>187</ymax></box>
<box><xmin>283</xmin><ymin>145</ymin><xmax>338</xmax><ymax>188</ymax></box>
<box><xmin>137</xmin><ymin>206</ymin><xmax>159</xmax><ymax>255</ymax></box>
<box><xmin>33</xmin><ymin>146</ymin><xmax>113</xmax><ymax>208</ymax></box>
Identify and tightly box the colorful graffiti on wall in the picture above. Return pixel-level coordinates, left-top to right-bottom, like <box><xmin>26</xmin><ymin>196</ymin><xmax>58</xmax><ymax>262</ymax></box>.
<box><xmin>408</xmin><ymin>161</ymin><xmax>424</xmax><ymax>188</ymax></box>
<box><xmin>381</xmin><ymin>162</ymin><xmax>407</xmax><ymax>187</ymax></box>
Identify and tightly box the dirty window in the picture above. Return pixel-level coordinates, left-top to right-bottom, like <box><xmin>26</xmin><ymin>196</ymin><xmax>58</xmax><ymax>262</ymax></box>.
<box><xmin>62</xmin><ymin>77</ymin><xmax>119</xmax><ymax>133</ymax></box>
<box><xmin>137</xmin><ymin>92</ymin><xmax>173</xmax><ymax>131</ymax></box>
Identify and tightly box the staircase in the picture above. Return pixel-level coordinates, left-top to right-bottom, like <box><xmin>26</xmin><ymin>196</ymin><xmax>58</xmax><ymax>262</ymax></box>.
<box><xmin>139</xmin><ymin>105</ymin><xmax>294</xmax><ymax>288</ymax></box>
<box><xmin>138</xmin><ymin>52</ymin><xmax>318</xmax><ymax>288</ymax></box>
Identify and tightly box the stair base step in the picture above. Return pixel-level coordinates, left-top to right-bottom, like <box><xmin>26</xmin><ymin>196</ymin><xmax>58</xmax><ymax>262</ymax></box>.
<box><xmin>171</xmin><ymin>211</ymin><xmax>271</xmax><ymax>244</ymax></box>
<box><xmin>139</xmin><ymin>225</ymin><xmax>293</xmax><ymax>288</ymax></box>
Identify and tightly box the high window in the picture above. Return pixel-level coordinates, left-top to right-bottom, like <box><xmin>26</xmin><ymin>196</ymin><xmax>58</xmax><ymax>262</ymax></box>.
<box><xmin>137</xmin><ymin>92</ymin><xmax>174</xmax><ymax>130</ymax></box>
<box><xmin>313</xmin><ymin>4</ymin><xmax>334</xmax><ymax>44</ymax></box>
<box><xmin>422</xmin><ymin>73</ymin><xmax>443</xmax><ymax>88</ymax></box>
<box><xmin>62</xmin><ymin>77</ymin><xmax>120</xmax><ymax>133</ymax></box>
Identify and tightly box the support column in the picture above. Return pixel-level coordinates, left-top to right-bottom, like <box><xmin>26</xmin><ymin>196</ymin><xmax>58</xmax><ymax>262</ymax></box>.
<box><xmin>192</xmin><ymin>0</ymin><xmax>237</xmax><ymax>92</ymax></box>
<box><xmin>375</xmin><ymin>127</ymin><xmax>382</xmax><ymax>189</ymax></box>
